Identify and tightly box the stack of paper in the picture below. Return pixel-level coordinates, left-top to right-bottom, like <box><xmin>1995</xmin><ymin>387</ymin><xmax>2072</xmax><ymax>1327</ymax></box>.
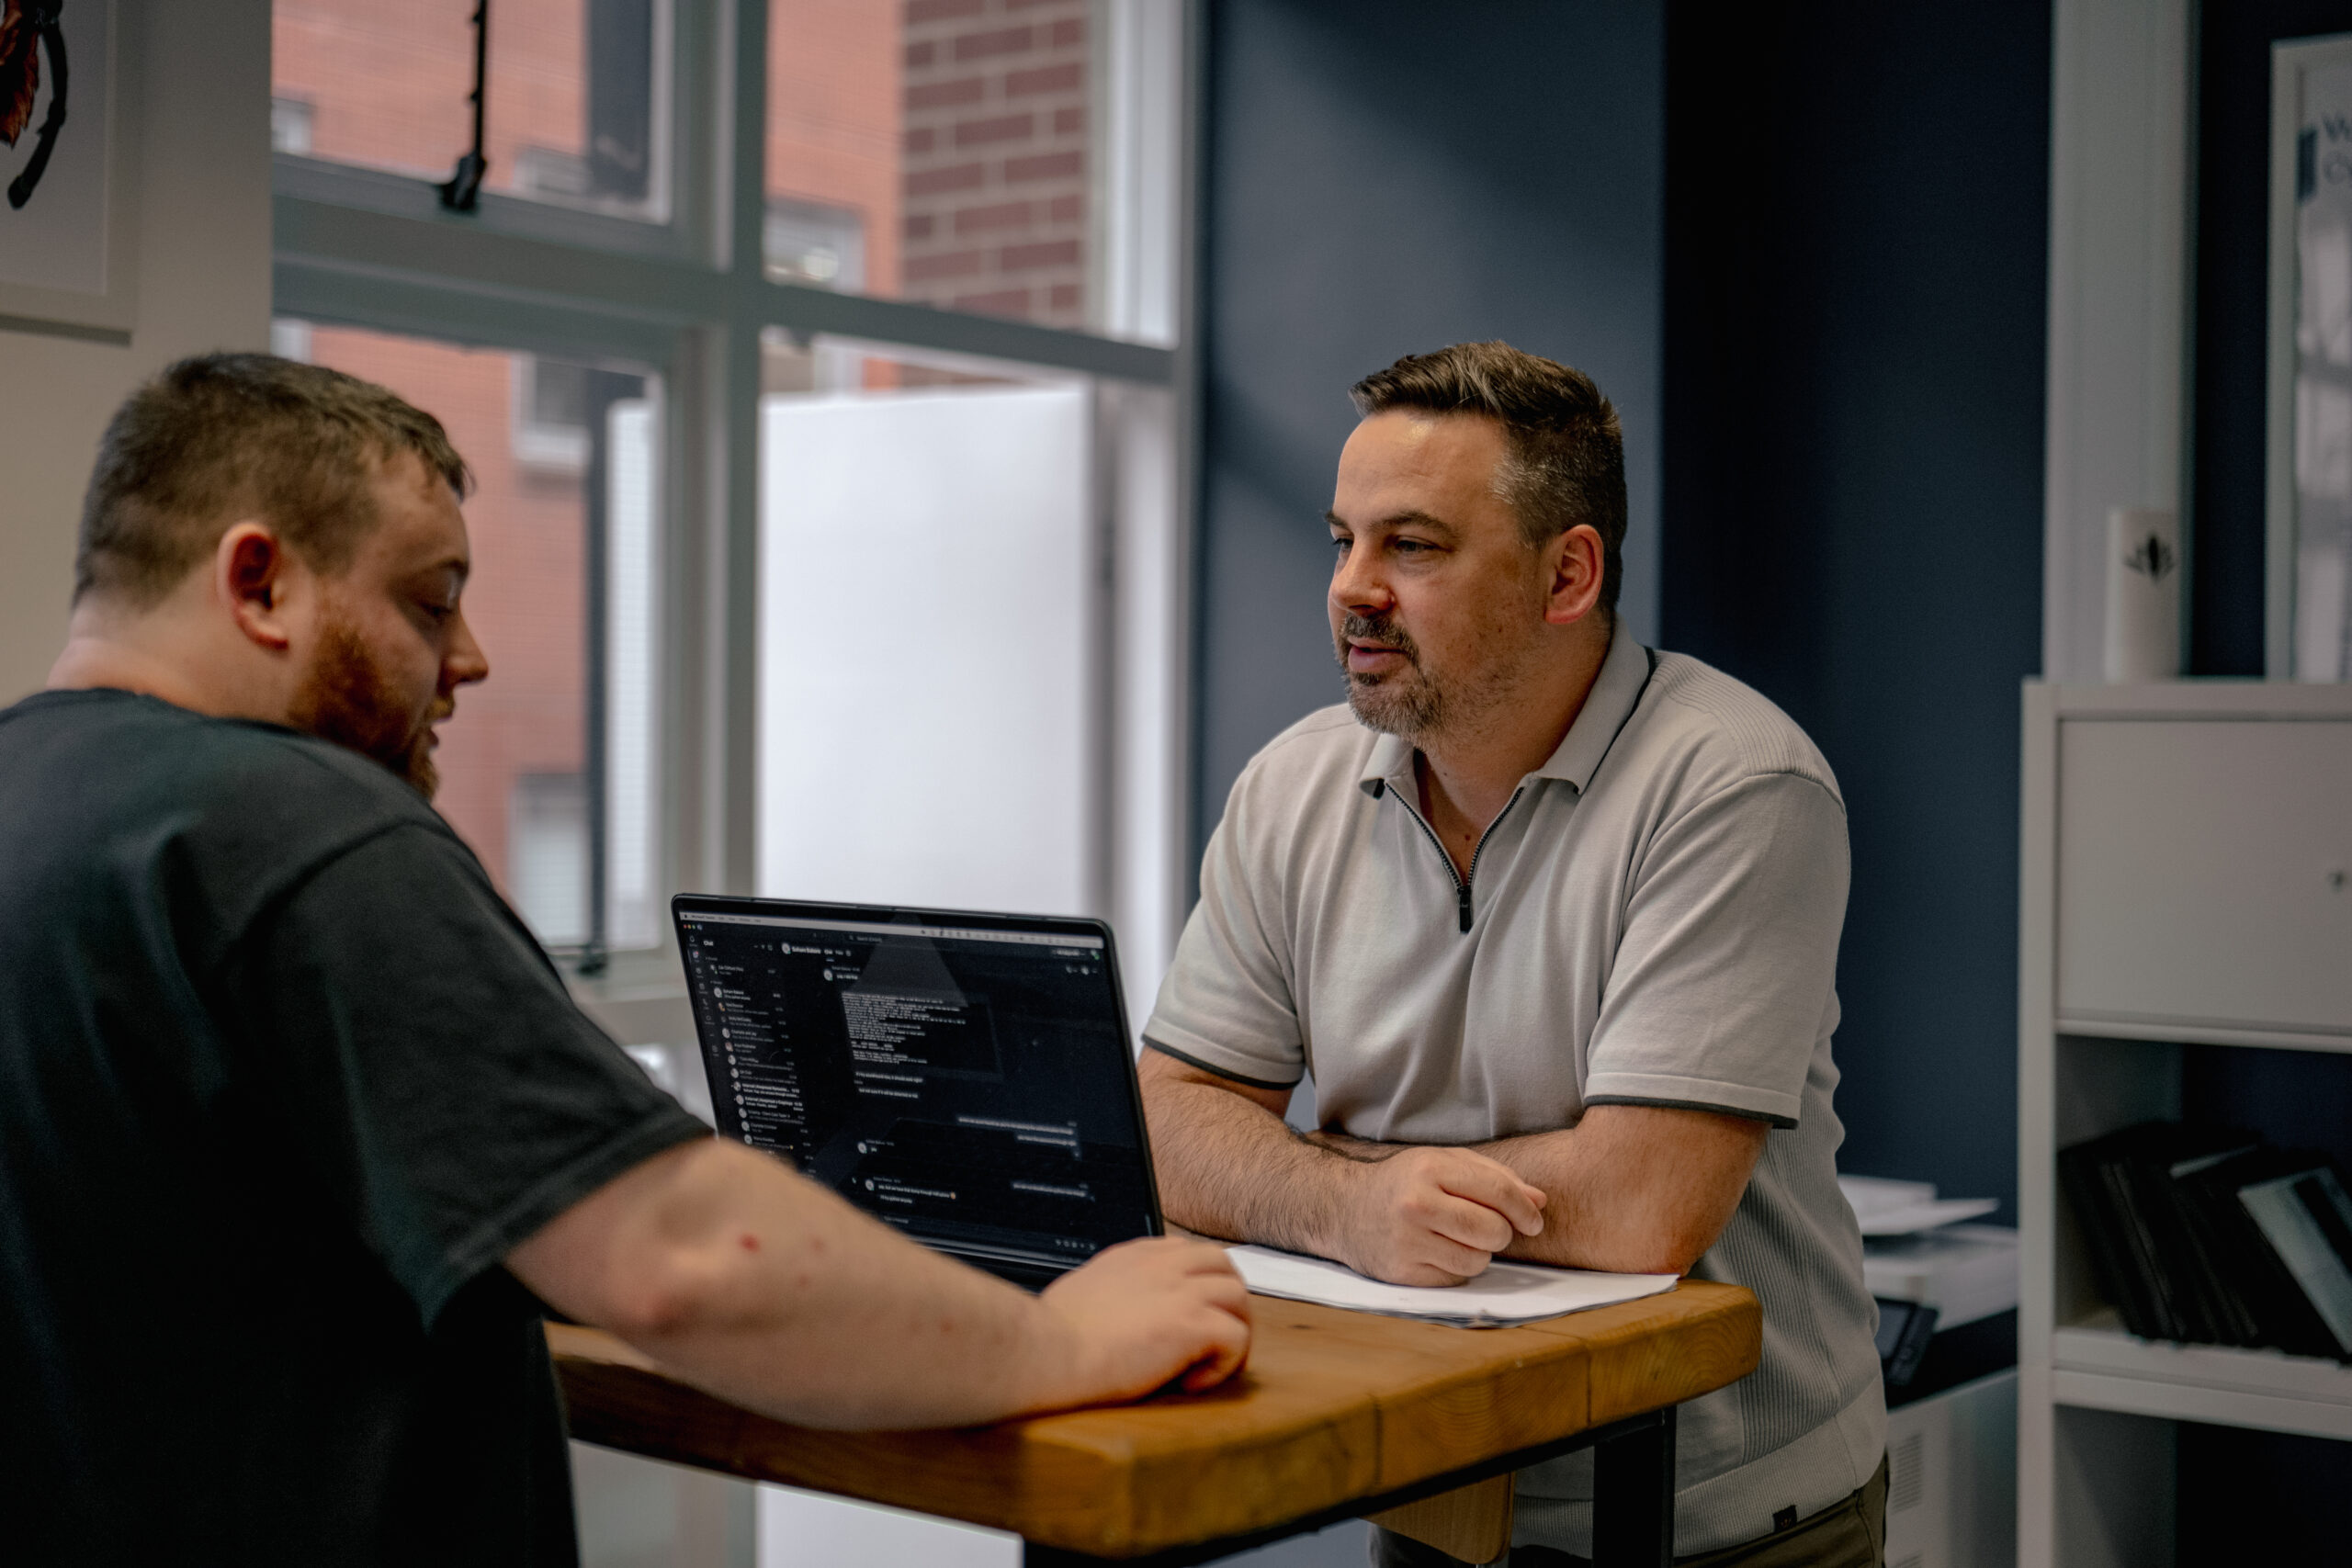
<box><xmin>1839</xmin><ymin>1176</ymin><xmax>1999</xmax><ymax>1236</ymax></box>
<box><xmin>1225</xmin><ymin>1244</ymin><xmax>1678</xmax><ymax>1328</ymax></box>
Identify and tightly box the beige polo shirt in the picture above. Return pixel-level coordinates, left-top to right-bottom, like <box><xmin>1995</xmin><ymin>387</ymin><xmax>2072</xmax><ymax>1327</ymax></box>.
<box><xmin>1145</xmin><ymin>620</ymin><xmax>1884</xmax><ymax>1557</ymax></box>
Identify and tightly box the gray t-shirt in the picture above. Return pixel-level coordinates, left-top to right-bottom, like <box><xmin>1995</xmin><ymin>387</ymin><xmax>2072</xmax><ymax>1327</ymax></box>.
<box><xmin>1145</xmin><ymin>622</ymin><xmax>1884</xmax><ymax>1555</ymax></box>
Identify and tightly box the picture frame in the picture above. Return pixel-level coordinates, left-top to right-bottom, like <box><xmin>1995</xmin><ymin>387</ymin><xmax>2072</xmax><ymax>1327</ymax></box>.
<box><xmin>2268</xmin><ymin>30</ymin><xmax>2352</xmax><ymax>682</ymax></box>
<box><xmin>0</xmin><ymin>0</ymin><xmax>137</xmax><ymax>339</ymax></box>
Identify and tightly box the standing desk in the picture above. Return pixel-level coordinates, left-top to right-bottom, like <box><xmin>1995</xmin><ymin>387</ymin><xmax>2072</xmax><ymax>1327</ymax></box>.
<box><xmin>550</xmin><ymin>1279</ymin><xmax>1759</xmax><ymax>1566</ymax></box>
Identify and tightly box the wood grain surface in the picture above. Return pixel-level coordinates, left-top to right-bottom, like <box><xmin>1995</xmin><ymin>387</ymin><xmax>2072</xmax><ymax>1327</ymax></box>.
<box><xmin>550</xmin><ymin>1280</ymin><xmax>1759</xmax><ymax>1558</ymax></box>
<box><xmin>1364</xmin><ymin>1473</ymin><xmax>1515</xmax><ymax>1563</ymax></box>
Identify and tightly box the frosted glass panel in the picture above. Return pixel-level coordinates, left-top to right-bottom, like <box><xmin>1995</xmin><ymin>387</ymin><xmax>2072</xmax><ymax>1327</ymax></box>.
<box><xmin>757</xmin><ymin>359</ymin><xmax>1091</xmax><ymax>916</ymax></box>
<box><xmin>606</xmin><ymin>400</ymin><xmax>662</xmax><ymax>949</ymax></box>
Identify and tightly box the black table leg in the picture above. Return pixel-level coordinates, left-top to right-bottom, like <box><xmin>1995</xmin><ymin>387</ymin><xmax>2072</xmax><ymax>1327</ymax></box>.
<box><xmin>1589</xmin><ymin>1404</ymin><xmax>1675</xmax><ymax>1568</ymax></box>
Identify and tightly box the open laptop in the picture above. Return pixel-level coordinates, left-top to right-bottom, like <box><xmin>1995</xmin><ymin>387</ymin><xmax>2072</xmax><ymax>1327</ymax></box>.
<box><xmin>673</xmin><ymin>894</ymin><xmax>1164</xmax><ymax>1291</ymax></box>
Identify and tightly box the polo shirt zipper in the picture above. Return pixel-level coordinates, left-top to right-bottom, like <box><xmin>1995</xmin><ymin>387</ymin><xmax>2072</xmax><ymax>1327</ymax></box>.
<box><xmin>1394</xmin><ymin>784</ymin><xmax>1527</xmax><ymax>933</ymax></box>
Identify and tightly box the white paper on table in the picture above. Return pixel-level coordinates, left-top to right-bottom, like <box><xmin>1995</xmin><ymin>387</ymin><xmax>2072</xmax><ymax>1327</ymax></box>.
<box><xmin>1225</xmin><ymin>1244</ymin><xmax>1678</xmax><ymax>1328</ymax></box>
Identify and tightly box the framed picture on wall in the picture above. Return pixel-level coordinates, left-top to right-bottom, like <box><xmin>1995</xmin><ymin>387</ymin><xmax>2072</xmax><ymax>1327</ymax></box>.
<box><xmin>0</xmin><ymin>0</ymin><xmax>137</xmax><ymax>338</ymax></box>
<box><xmin>2269</xmin><ymin>31</ymin><xmax>2352</xmax><ymax>682</ymax></box>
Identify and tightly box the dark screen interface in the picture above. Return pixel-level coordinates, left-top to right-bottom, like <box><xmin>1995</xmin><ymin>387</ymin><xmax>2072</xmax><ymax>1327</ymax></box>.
<box><xmin>678</xmin><ymin>908</ymin><xmax>1156</xmax><ymax>1272</ymax></box>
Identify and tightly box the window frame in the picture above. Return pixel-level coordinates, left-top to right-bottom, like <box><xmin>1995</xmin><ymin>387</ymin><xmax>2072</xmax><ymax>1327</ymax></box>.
<box><xmin>271</xmin><ymin>0</ymin><xmax>1202</xmax><ymax>1004</ymax></box>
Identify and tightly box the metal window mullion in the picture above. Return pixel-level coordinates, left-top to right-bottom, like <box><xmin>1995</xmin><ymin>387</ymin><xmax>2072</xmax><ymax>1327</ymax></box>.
<box><xmin>583</xmin><ymin>386</ymin><xmax>612</xmax><ymax>971</ymax></box>
<box><xmin>743</xmin><ymin>276</ymin><xmax>1177</xmax><ymax>385</ymax></box>
<box><xmin>276</xmin><ymin>198</ymin><xmax>1178</xmax><ymax>384</ymax></box>
<box><xmin>271</xmin><ymin>257</ymin><xmax>681</xmax><ymax>368</ymax></box>
<box><xmin>714</xmin><ymin>0</ymin><xmax>770</xmax><ymax>897</ymax></box>
<box><xmin>1173</xmin><ymin>0</ymin><xmax>1208</xmax><ymax>909</ymax></box>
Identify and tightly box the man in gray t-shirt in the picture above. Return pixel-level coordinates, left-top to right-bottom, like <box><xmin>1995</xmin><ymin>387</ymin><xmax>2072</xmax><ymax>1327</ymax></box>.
<box><xmin>1140</xmin><ymin>343</ymin><xmax>1885</xmax><ymax>1566</ymax></box>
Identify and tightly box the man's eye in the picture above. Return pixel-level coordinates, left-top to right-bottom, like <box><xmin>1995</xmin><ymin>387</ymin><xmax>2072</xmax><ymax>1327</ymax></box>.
<box><xmin>1329</xmin><ymin>535</ymin><xmax>1351</xmax><ymax>553</ymax></box>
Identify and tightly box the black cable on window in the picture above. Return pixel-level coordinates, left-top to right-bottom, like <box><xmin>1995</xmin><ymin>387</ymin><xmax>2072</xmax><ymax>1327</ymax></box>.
<box><xmin>437</xmin><ymin>0</ymin><xmax>489</xmax><ymax>211</ymax></box>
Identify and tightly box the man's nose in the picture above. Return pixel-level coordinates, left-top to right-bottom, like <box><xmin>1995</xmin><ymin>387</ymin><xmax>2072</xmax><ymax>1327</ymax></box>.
<box><xmin>447</xmin><ymin>612</ymin><xmax>491</xmax><ymax>688</ymax></box>
<box><xmin>1330</xmin><ymin>541</ymin><xmax>1393</xmax><ymax>614</ymax></box>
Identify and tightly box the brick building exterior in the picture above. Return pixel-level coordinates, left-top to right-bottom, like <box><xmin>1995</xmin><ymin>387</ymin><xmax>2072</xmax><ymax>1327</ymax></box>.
<box><xmin>899</xmin><ymin>0</ymin><xmax>1091</xmax><ymax>330</ymax></box>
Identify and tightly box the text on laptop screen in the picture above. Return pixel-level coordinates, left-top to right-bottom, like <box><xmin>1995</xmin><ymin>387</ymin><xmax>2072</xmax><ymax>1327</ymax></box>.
<box><xmin>678</xmin><ymin>909</ymin><xmax>1155</xmax><ymax>1270</ymax></box>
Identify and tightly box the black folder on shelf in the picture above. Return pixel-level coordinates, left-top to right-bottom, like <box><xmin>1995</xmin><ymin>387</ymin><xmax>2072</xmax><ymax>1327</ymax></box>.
<box><xmin>2060</xmin><ymin>1122</ymin><xmax>2352</xmax><ymax>1364</ymax></box>
<box><xmin>2060</xmin><ymin>1122</ymin><xmax>2255</xmax><ymax>1343</ymax></box>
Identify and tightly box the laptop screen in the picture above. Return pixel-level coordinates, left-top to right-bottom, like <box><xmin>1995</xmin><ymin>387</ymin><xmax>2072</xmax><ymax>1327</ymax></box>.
<box><xmin>673</xmin><ymin>897</ymin><xmax>1160</xmax><ymax>1275</ymax></box>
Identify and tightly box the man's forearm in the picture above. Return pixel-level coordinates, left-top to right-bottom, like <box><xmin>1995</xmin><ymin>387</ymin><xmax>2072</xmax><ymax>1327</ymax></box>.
<box><xmin>1136</xmin><ymin>1048</ymin><xmax>1549</xmax><ymax>1284</ymax></box>
<box><xmin>1470</xmin><ymin>1106</ymin><xmax>1767</xmax><ymax>1275</ymax></box>
<box><xmin>619</xmin><ymin>1155</ymin><xmax>1080</xmax><ymax>1427</ymax></box>
<box><xmin>515</xmin><ymin>1141</ymin><xmax>1102</xmax><ymax>1429</ymax></box>
<box><xmin>1141</xmin><ymin>1073</ymin><xmax>1361</xmax><ymax>1258</ymax></box>
<box><xmin>1299</xmin><ymin>1128</ymin><xmax>1405</xmax><ymax>1161</ymax></box>
<box><xmin>1301</xmin><ymin>1106</ymin><xmax>1767</xmax><ymax>1276</ymax></box>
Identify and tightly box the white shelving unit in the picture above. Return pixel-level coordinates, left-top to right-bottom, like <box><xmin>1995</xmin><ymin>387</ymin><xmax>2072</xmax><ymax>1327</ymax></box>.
<box><xmin>2018</xmin><ymin>682</ymin><xmax>2352</xmax><ymax>1568</ymax></box>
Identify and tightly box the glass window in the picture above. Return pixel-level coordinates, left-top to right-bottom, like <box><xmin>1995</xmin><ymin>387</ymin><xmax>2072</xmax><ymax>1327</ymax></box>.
<box><xmin>272</xmin><ymin>0</ymin><xmax>671</xmax><ymax>220</ymax></box>
<box><xmin>766</xmin><ymin>0</ymin><xmax>1100</xmax><ymax>333</ymax></box>
<box><xmin>277</xmin><ymin>321</ymin><xmax>667</xmax><ymax>956</ymax></box>
<box><xmin>757</xmin><ymin>332</ymin><xmax>1093</xmax><ymax>914</ymax></box>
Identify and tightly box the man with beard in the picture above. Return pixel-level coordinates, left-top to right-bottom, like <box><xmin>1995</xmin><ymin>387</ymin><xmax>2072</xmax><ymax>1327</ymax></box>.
<box><xmin>1136</xmin><ymin>344</ymin><xmax>1885</xmax><ymax>1567</ymax></box>
<box><xmin>0</xmin><ymin>354</ymin><xmax>1250</xmax><ymax>1566</ymax></box>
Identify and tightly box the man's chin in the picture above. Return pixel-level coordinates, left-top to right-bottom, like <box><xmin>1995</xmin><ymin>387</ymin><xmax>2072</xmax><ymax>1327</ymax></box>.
<box><xmin>401</xmin><ymin>747</ymin><xmax>440</xmax><ymax>801</ymax></box>
<box><xmin>1345</xmin><ymin>675</ymin><xmax>1441</xmax><ymax>740</ymax></box>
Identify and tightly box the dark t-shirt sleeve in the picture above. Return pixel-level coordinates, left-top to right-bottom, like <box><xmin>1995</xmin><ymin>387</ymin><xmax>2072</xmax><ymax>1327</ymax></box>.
<box><xmin>222</xmin><ymin>822</ymin><xmax>708</xmax><ymax>1327</ymax></box>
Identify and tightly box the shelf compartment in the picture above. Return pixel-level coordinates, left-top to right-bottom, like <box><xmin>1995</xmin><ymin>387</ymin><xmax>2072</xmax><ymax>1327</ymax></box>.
<box><xmin>2051</xmin><ymin>1323</ymin><xmax>2352</xmax><ymax>1440</ymax></box>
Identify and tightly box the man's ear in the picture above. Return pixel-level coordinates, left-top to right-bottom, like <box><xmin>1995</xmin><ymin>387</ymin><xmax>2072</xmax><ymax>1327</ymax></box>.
<box><xmin>1543</xmin><ymin>523</ymin><xmax>1606</xmax><ymax>626</ymax></box>
<box><xmin>216</xmin><ymin>523</ymin><xmax>299</xmax><ymax>652</ymax></box>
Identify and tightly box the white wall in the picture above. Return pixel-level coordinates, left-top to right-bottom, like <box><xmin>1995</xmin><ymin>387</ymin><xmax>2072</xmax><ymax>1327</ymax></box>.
<box><xmin>0</xmin><ymin>0</ymin><xmax>275</xmax><ymax>703</ymax></box>
<box><xmin>2042</xmin><ymin>0</ymin><xmax>2195</xmax><ymax>682</ymax></box>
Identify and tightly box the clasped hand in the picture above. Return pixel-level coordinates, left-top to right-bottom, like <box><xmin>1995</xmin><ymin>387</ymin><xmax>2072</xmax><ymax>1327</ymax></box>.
<box><xmin>1333</xmin><ymin>1145</ymin><xmax>1547</xmax><ymax>1286</ymax></box>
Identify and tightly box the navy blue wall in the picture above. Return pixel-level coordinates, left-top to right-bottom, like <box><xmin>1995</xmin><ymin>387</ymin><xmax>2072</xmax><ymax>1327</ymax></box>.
<box><xmin>1657</xmin><ymin>1</ymin><xmax>2051</xmax><ymax>1222</ymax></box>
<box><xmin>1194</xmin><ymin>0</ymin><xmax>1665</xmax><ymax>841</ymax></box>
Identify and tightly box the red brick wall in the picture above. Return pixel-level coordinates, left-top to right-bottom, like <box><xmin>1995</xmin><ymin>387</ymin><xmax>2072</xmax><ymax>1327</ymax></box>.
<box><xmin>274</xmin><ymin>0</ymin><xmax>585</xmax><ymax>200</ymax></box>
<box><xmin>899</xmin><ymin>0</ymin><xmax>1091</xmax><ymax>330</ymax></box>
<box><xmin>770</xmin><ymin>0</ymin><xmax>904</xmax><ymax>294</ymax></box>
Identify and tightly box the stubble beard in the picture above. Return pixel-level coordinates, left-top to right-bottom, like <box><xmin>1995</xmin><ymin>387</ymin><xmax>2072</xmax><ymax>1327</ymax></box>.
<box><xmin>288</xmin><ymin>612</ymin><xmax>443</xmax><ymax>799</ymax></box>
<box><xmin>1337</xmin><ymin>611</ymin><xmax>1446</xmax><ymax>741</ymax></box>
<box><xmin>1337</xmin><ymin>575</ymin><xmax>1555</xmax><ymax>750</ymax></box>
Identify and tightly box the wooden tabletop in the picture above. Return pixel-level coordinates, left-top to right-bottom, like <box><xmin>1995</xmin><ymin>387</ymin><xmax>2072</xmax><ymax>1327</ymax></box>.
<box><xmin>550</xmin><ymin>1280</ymin><xmax>1760</xmax><ymax>1559</ymax></box>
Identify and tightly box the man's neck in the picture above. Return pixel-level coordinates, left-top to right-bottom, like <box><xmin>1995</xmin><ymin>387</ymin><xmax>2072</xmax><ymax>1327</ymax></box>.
<box><xmin>1414</xmin><ymin>621</ymin><xmax>1612</xmax><ymax>877</ymax></box>
<box><xmin>47</xmin><ymin>604</ymin><xmax>286</xmax><ymax>723</ymax></box>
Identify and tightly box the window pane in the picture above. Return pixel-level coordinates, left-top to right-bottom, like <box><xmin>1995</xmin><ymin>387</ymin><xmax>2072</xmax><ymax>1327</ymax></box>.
<box><xmin>273</xmin><ymin>0</ymin><xmax>670</xmax><ymax>221</ymax></box>
<box><xmin>766</xmin><ymin>1</ymin><xmax>1101</xmax><ymax>332</ymax></box>
<box><xmin>277</xmin><ymin>321</ymin><xmax>665</xmax><ymax>953</ymax></box>
<box><xmin>757</xmin><ymin>332</ymin><xmax>1092</xmax><ymax>912</ymax></box>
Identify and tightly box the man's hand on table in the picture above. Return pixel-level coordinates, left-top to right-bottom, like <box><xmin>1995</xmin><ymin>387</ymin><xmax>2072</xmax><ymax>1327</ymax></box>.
<box><xmin>508</xmin><ymin>1136</ymin><xmax>1251</xmax><ymax>1431</ymax></box>
<box><xmin>1035</xmin><ymin>1236</ymin><xmax>1252</xmax><ymax>1404</ymax></box>
<box><xmin>1137</xmin><ymin>1048</ymin><xmax>1545</xmax><ymax>1288</ymax></box>
<box><xmin>1313</xmin><ymin>1143</ymin><xmax>1546</xmax><ymax>1285</ymax></box>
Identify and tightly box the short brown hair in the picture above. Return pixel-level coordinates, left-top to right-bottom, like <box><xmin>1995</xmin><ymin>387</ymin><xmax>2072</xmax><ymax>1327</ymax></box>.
<box><xmin>74</xmin><ymin>352</ymin><xmax>472</xmax><ymax>607</ymax></box>
<box><xmin>1350</xmin><ymin>342</ymin><xmax>1627</xmax><ymax>617</ymax></box>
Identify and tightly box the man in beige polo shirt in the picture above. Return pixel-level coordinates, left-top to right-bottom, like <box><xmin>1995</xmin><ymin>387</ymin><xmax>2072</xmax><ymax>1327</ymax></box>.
<box><xmin>1138</xmin><ymin>342</ymin><xmax>1886</xmax><ymax>1567</ymax></box>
